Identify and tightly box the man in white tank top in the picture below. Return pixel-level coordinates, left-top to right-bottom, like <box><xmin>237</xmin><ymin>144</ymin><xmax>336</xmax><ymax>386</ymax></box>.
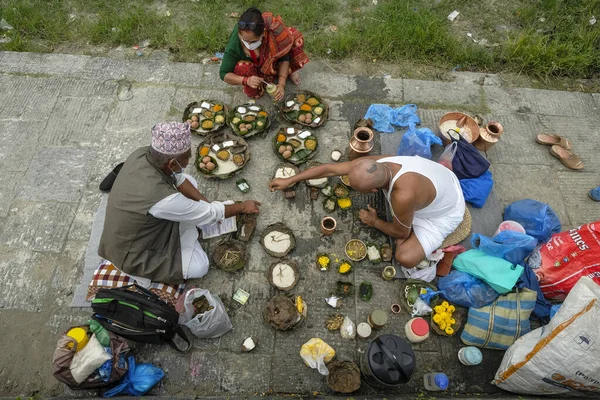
<box><xmin>269</xmin><ymin>155</ymin><xmax>465</xmax><ymax>268</ymax></box>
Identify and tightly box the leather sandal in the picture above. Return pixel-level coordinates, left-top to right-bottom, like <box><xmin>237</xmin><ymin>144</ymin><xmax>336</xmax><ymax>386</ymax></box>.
<box><xmin>549</xmin><ymin>145</ymin><xmax>584</xmax><ymax>170</ymax></box>
<box><xmin>536</xmin><ymin>134</ymin><xmax>572</xmax><ymax>150</ymax></box>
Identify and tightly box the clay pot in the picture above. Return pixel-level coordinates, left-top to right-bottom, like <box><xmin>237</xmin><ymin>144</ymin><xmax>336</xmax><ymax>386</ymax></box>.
<box><xmin>321</xmin><ymin>216</ymin><xmax>337</xmax><ymax>236</ymax></box>
<box><xmin>474</xmin><ymin>121</ymin><xmax>504</xmax><ymax>151</ymax></box>
<box><xmin>348</xmin><ymin>127</ymin><xmax>374</xmax><ymax>160</ymax></box>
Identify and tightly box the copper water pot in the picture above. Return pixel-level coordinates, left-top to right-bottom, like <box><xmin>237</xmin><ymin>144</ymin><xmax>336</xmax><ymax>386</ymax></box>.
<box><xmin>348</xmin><ymin>127</ymin><xmax>374</xmax><ymax>160</ymax></box>
<box><xmin>321</xmin><ymin>216</ymin><xmax>337</xmax><ymax>236</ymax></box>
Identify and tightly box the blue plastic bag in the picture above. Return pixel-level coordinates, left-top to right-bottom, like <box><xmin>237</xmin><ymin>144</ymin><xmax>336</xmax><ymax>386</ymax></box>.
<box><xmin>364</xmin><ymin>103</ymin><xmax>421</xmax><ymax>133</ymax></box>
<box><xmin>471</xmin><ymin>230</ymin><xmax>538</xmax><ymax>266</ymax></box>
<box><xmin>390</xmin><ymin>104</ymin><xmax>420</xmax><ymax>128</ymax></box>
<box><xmin>503</xmin><ymin>199</ymin><xmax>561</xmax><ymax>242</ymax></box>
<box><xmin>104</xmin><ymin>356</ymin><xmax>164</xmax><ymax>397</ymax></box>
<box><xmin>364</xmin><ymin>104</ymin><xmax>396</xmax><ymax>133</ymax></box>
<box><xmin>438</xmin><ymin>270</ymin><xmax>500</xmax><ymax>309</ymax></box>
<box><xmin>516</xmin><ymin>264</ymin><xmax>552</xmax><ymax>322</ymax></box>
<box><xmin>459</xmin><ymin>170</ymin><xmax>494</xmax><ymax>208</ymax></box>
<box><xmin>397</xmin><ymin>126</ymin><xmax>442</xmax><ymax>159</ymax></box>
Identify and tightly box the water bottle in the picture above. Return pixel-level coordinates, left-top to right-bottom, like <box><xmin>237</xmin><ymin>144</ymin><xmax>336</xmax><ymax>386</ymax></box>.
<box><xmin>423</xmin><ymin>372</ymin><xmax>449</xmax><ymax>391</ymax></box>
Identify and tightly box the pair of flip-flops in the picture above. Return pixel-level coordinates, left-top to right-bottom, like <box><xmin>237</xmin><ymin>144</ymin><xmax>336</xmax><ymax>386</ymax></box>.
<box><xmin>536</xmin><ymin>134</ymin><xmax>584</xmax><ymax>170</ymax></box>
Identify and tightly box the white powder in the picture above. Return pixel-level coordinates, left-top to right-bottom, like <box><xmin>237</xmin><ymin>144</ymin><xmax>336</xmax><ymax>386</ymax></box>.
<box><xmin>308</xmin><ymin>177</ymin><xmax>328</xmax><ymax>187</ymax></box>
<box><xmin>367</xmin><ymin>245</ymin><xmax>381</xmax><ymax>261</ymax></box>
<box><xmin>271</xmin><ymin>263</ymin><xmax>296</xmax><ymax>288</ymax></box>
<box><xmin>275</xmin><ymin>167</ymin><xmax>296</xmax><ymax>179</ymax></box>
<box><xmin>264</xmin><ymin>231</ymin><xmax>291</xmax><ymax>253</ymax></box>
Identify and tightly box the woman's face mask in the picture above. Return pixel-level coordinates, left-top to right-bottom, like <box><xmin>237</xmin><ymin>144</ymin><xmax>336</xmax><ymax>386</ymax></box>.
<box><xmin>242</xmin><ymin>38</ymin><xmax>262</xmax><ymax>51</ymax></box>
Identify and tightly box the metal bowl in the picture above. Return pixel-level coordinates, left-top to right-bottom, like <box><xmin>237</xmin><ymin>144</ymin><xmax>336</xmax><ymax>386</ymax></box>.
<box><xmin>438</xmin><ymin>112</ymin><xmax>480</xmax><ymax>144</ymax></box>
<box><xmin>345</xmin><ymin>239</ymin><xmax>367</xmax><ymax>261</ymax></box>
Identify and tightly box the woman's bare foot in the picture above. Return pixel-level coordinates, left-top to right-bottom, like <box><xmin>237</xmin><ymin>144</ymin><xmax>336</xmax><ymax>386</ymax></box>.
<box><xmin>290</xmin><ymin>71</ymin><xmax>301</xmax><ymax>85</ymax></box>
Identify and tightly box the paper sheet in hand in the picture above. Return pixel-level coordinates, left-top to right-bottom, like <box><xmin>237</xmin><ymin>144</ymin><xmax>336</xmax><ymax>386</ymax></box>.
<box><xmin>199</xmin><ymin>216</ymin><xmax>237</xmax><ymax>239</ymax></box>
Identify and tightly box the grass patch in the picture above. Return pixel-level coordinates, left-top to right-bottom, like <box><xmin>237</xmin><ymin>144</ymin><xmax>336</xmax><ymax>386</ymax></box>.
<box><xmin>0</xmin><ymin>0</ymin><xmax>598</xmax><ymax>80</ymax></box>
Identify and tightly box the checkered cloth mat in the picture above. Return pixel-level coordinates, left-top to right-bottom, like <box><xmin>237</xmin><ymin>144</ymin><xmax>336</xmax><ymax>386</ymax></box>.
<box><xmin>87</xmin><ymin>260</ymin><xmax>185</xmax><ymax>307</ymax></box>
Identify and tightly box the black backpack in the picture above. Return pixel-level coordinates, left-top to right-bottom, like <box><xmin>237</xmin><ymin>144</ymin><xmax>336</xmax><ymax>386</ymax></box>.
<box><xmin>91</xmin><ymin>284</ymin><xmax>191</xmax><ymax>352</ymax></box>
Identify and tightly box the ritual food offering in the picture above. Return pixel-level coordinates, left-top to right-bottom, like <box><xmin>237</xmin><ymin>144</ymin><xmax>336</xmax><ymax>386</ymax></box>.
<box><xmin>366</xmin><ymin>243</ymin><xmax>381</xmax><ymax>263</ymax></box>
<box><xmin>316</xmin><ymin>253</ymin><xmax>331</xmax><ymax>271</ymax></box>
<box><xmin>273</xmin><ymin>127</ymin><xmax>318</xmax><ymax>165</ymax></box>
<box><xmin>268</xmin><ymin>259</ymin><xmax>299</xmax><ymax>291</ymax></box>
<box><xmin>438</xmin><ymin>112</ymin><xmax>480</xmax><ymax>144</ymax></box>
<box><xmin>323</xmin><ymin>196</ymin><xmax>337</xmax><ymax>212</ymax></box>
<box><xmin>211</xmin><ymin>240</ymin><xmax>247</xmax><ymax>272</ymax></box>
<box><xmin>280</xmin><ymin>91</ymin><xmax>328</xmax><ymax>128</ymax></box>
<box><xmin>260</xmin><ymin>223</ymin><xmax>296</xmax><ymax>257</ymax></box>
<box><xmin>340</xmin><ymin>175</ymin><xmax>351</xmax><ymax>187</ymax></box>
<box><xmin>326</xmin><ymin>314</ymin><xmax>345</xmax><ymax>331</ymax></box>
<box><xmin>183</xmin><ymin>100</ymin><xmax>227</xmax><ymax>134</ymax></box>
<box><xmin>264</xmin><ymin>294</ymin><xmax>306</xmax><ymax>331</ymax></box>
<box><xmin>345</xmin><ymin>239</ymin><xmax>367</xmax><ymax>261</ymax></box>
<box><xmin>229</xmin><ymin>102</ymin><xmax>270</xmax><ymax>137</ymax></box>
<box><xmin>335</xmin><ymin>281</ymin><xmax>354</xmax><ymax>297</ymax></box>
<box><xmin>338</xmin><ymin>260</ymin><xmax>353</xmax><ymax>274</ymax></box>
<box><xmin>196</xmin><ymin>131</ymin><xmax>250</xmax><ymax>179</ymax></box>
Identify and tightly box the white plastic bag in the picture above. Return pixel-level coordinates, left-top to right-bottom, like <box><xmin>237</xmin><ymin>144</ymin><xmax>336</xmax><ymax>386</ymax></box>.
<box><xmin>300</xmin><ymin>338</ymin><xmax>335</xmax><ymax>375</ymax></box>
<box><xmin>340</xmin><ymin>316</ymin><xmax>356</xmax><ymax>339</ymax></box>
<box><xmin>493</xmin><ymin>277</ymin><xmax>600</xmax><ymax>395</ymax></box>
<box><xmin>179</xmin><ymin>288</ymin><xmax>233</xmax><ymax>339</ymax></box>
<box><xmin>411</xmin><ymin>297</ymin><xmax>433</xmax><ymax>317</ymax></box>
<box><xmin>70</xmin><ymin>334</ymin><xmax>111</xmax><ymax>384</ymax></box>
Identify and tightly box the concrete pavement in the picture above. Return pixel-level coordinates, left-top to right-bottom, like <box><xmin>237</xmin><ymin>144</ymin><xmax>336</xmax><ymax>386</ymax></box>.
<box><xmin>0</xmin><ymin>50</ymin><xmax>599</xmax><ymax>398</ymax></box>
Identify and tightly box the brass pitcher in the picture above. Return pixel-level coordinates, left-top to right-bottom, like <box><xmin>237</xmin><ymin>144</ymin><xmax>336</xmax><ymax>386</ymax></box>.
<box><xmin>348</xmin><ymin>127</ymin><xmax>374</xmax><ymax>160</ymax></box>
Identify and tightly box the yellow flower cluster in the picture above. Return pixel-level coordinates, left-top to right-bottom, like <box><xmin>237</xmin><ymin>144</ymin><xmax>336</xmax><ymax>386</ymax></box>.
<box><xmin>337</xmin><ymin>197</ymin><xmax>352</xmax><ymax>210</ymax></box>
<box><xmin>318</xmin><ymin>255</ymin><xmax>330</xmax><ymax>269</ymax></box>
<box><xmin>432</xmin><ymin>301</ymin><xmax>456</xmax><ymax>335</ymax></box>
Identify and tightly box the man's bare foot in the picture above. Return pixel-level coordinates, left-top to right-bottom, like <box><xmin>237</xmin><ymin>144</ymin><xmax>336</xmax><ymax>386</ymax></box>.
<box><xmin>290</xmin><ymin>71</ymin><xmax>301</xmax><ymax>85</ymax></box>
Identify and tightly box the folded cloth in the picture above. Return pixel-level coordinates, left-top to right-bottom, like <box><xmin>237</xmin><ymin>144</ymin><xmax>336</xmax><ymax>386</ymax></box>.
<box><xmin>453</xmin><ymin>249</ymin><xmax>524</xmax><ymax>294</ymax></box>
<box><xmin>87</xmin><ymin>260</ymin><xmax>185</xmax><ymax>307</ymax></box>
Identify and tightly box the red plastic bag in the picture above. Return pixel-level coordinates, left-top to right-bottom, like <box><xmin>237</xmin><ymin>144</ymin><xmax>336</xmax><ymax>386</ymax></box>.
<box><xmin>527</xmin><ymin>220</ymin><xmax>600</xmax><ymax>300</ymax></box>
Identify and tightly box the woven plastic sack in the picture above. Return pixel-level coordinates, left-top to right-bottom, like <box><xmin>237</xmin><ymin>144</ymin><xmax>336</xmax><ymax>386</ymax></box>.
<box><xmin>493</xmin><ymin>277</ymin><xmax>600</xmax><ymax>395</ymax></box>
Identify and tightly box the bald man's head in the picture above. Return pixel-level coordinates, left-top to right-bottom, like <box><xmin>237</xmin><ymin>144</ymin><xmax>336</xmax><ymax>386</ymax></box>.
<box><xmin>348</xmin><ymin>159</ymin><xmax>389</xmax><ymax>193</ymax></box>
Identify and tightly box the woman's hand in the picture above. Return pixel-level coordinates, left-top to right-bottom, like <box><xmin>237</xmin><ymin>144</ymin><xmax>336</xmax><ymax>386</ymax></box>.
<box><xmin>246</xmin><ymin>76</ymin><xmax>263</xmax><ymax>89</ymax></box>
<box><xmin>269</xmin><ymin>178</ymin><xmax>291</xmax><ymax>191</ymax></box>
<box><xmin>359</xmin><ymin>205</ymin><xmax>379</xmax><ymax>227</ymax></box>
<box><xmin>273</xmin><ymin>83</ymin><xmax>285</xmax><ymax>101</ymax></box>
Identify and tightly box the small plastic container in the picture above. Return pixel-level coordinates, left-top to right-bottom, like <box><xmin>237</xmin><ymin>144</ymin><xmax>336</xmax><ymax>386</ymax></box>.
<box><xmin>405</xmin><ymin>317</ymin><xmax>430</xmax><ymax>344</ymax></box>
<box><xmin>66</xmin><ymin>327</ymin><xmax>90</xmax><ymax>352</ymax></box>
<box><xmin>357</xmin><ymin>322</ymin><xmax>372</xmax><ymax>339</ymax></box>
<box><xmin>493</xmin><ymin>220</ymin><xmax>526</xmax><ymax>236</ymax></box>
<box><xmin>423</xmin><ymin>372</ymin><xmax>449</xmax><ymax>391</ymax></box>
<box><xmin>458</xmin><ymin>346</ymin><xmax>483</xmax><ymax>366</ymax></box>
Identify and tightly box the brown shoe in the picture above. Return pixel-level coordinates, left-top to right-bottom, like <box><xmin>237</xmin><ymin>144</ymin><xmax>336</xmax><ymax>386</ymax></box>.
<box><xmin>549</xmin><ymin>145</ymin><xmax>584</xmax><ymax>170</ymax></box>
<box><xmin>536</xmin><ymin>134</ymin><xmax>572</xmax><ymax>150</ymax></box>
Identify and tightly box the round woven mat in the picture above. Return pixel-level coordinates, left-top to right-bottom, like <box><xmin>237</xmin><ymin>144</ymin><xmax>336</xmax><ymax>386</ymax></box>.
<box><xmin>441</xmin><ymin>207</ymin><xmax>472</xmax><ymax>248</ymax></box>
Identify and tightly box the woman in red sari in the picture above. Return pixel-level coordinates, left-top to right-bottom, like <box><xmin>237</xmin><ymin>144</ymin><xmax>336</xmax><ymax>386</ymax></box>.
<box><xmin>219</xmin><ymin>7</ymin><xmax>309</xmax><ymax>100</ymax></box>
